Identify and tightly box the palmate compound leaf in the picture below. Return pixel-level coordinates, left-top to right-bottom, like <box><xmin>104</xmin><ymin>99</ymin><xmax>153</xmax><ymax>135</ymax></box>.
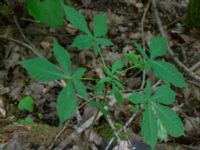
<box><xmin>152</xmin><ymin>60</ymin><xmax>186</xmax><ymax>88</ymax></box>
<box><xmin>72</xmin><ymin>68</ymin><xmax>88</xmax><ymax>100</ymax></box>
<box><xmin>21</xmin><ymin>58</ymin><xmax>66</xmax><ymax>82</ymax></box>
<box><xmin>141</xmin><ymin>103</ymin><xmax>158</xmax><ymax>150</ymax></box>
<box><xmin>150</xmin><ymin>36</ymin><xmax>167</xmax><ymax>59</ymax></box>
<box><xmin>56</xmin><ymin>81</ymin><xmax>77</xmax><ymax>124</ymax></box>
<box><xmin>63</xmin><ymin>6</ymin><xmax>91</xmax><ymax>36</ymax></box>
<box><xmin>154</xmin><ymin>103</ymin><xmax>184</xmax><ymax>137</ymax></box>
<box><xmin>71</xmin><ymin>34</ymin><xmax>93</xmax><ymax>49</ymax></box>
<box><xmin>26</xmin><ymin>0</ymin><xmax>64</xmax><ymax>27</ymax></box>
<box><xmin>151</xmin><ymin>85</ymin><xmax>176</xmax><ymax>105</ymax></box>
<box><xmin>93</xmin><ymin>13</ymin><xmax>108</xmax><ymax>37</ymax></box>
<box><xmin>53</xmin><ymin>40</ymin><xmax>71</xmax><ymax>75</ymax></box>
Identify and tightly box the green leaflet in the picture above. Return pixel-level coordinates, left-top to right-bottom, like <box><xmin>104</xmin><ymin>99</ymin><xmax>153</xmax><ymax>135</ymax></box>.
<box><xmin>112</xmin><ymin>83</ymin><xmax>122</xmax><ymax>106</ymax></box>
<box><xmin>56</xmin><ymin>81</ymin><xmax>77</xmax><ymax>124</ymax></box>
<box><xmin>18</xmin><ymin>96</ymin><xmax>34</xmax><ymax>112</ymax></box>
<box><xmin>21</xmin><ymin>58</ymin><xmax>66</xmax><ymax>81</ymax></box>
<box><xmin>157</xmin><ymin>119</ymin><xmax>168</xmax><ymax>142</ymax></box>
<box><xmin>133</xmin><ymin>40</ymin><xmax>148</xmax><ymax>59</ymax></box>
<box><xmin>72</xmin><ymin>79</ymin><xmax>88</xmax><ymax>100</ymax></box>
<box><xmin>154</xmin><ymin>103</ymin><xmax>184</xmax><ymax>137</ymax></box>
<box><xmin>96</xmin><ymin>38</ymin><xmax>113</xmax><ymax>46</ymax></box>
<box><xmin>151</xmin><ymin>85</ymin><xmax>176</xmax><ymax>105</ymax></box>
<box><xmin>141</xmin><ymin>103</ymin><xmax>158</xmax><ymax>150</ymax></box>
<box><xmin>150</xmin><ymin>37</ymin><xmax>167</xmax><ymax>59</ymax></box>
<box><xmin>145</xmin><ymin>80</ymin><xmax>152</xmax><ymax>98</ymax></box>
<box><xmin>111</xmin><ymin>60</ymin><xmax>124</xmax><ymax>74</ymax></box>
<box><xmin>127</xmin><ymin>92</ymin><xmax>148</xmax><ymax>104</ymax></box>
<box><xmin>152</xmin><ymin>60</ymin><xmax>186</xmax><ymax>88</ymax></box>
<box><xmin>72</xmin><ymin>35</ymin><xmax>93</xmax><ymax>49</ymax></box>
<box><xmin>72</xmin><ymin>68</ymin><xmax>88</xmax><ymax>100</ymax></box>
<box><xmin>93</xmin><ymin>13</ymin><xmax>108</xmax><ymax>37</ymax></box>
<box><xmin>63</xmin><ymin>6</ymin><xmax>91</xmax><ymax>35</ymax></box>
<box><xmin>72</xmin><ymin>68</ymin><xmax>86</xmax><ymax>79</ymax></box>
<box><xmin>93</xmin><ymin>41</ymin><xmax>100</xmax><ymax>56</ymax></box>
<box><xmin>124</xmin><ymin>52</ymin><xmax>144</xmax><ymax>69</ymax></box>
<box><xmin>53</xmin><ymin>40</ymin><xmax>71</xmax><ymax>75</ymax></box>
<box><xmin>26</xmin><ymin>0</ymin><xmax>64</xmax><ymax>27</ymax></box>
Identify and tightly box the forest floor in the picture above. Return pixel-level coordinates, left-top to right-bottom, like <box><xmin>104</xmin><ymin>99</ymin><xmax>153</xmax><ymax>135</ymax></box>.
<box><xmin>0</xmin><ymin>0</ymin><xmax>200</xmax><ymax>150</ymax></box>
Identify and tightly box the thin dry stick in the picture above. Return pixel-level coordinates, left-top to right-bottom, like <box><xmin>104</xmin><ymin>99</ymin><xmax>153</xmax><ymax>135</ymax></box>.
<box><xmin>152</xmin><ymin>0</ymin><xmax>200</xmax><ymax>82</ymax></box>
<box><xmin>5</xmin><ymin>0</ymin><xmax>43</xmax><ymax>58</ymax></box>
<box><xmin>190</xmin><ymin>61</ymin><xmax>200</xmax><ymax>72</ymax></box>
<box><xmin>141</xmin><ymin>0</ymin><xmax>151</xmax><ymax>48</ymax></box>
<box><xmin>84</xmin><ymin>110</ymin><xmax>100</xmax><ymax>150</ymax></box>
<box><xmin>0</xmin><ymin>36</ymin><xmax>40</xmax><ymax>57</ymax></box>
<box><xmin>106</xmin><ymin>114</ymin><xmax>121</xmax><ymax>144</ymax></box>
<box><xmin>53</xmin><ymin>98</ymin><xmax>116</xmax><ymax>150</ymax></box>
<box><xmin>12</xmin><ymin>14</ymin><xmax>43</xmax><ymax>58</ymax></box>
<box><xmin>47</xmin><ymin>123</ymin><xmax>69</xmax><ymax>150</ymax></box>
<box><xmin>105</xmin><ymin>111</ymin><xmax>140</xmax><ymax>150</ymax></box>
<box><xmin>140</xmin><ymin>0</ymin><xmax>151</xmax><ymax>89</ymax></box>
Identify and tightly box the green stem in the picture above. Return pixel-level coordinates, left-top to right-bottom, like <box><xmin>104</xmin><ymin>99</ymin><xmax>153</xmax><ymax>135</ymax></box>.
<box><xmin>99</xmin><ymin>51</ymin><xmax>107</xmax><ymax>69</ymax></box>
<box><xmin>81</xmin><ymin>77</ymin><xmax>99</xmax><ymax>81</ymax></box>
<box><xmin>120</xmin><ymin>64</ymin><xmax>143</xmax><ymax>74</ymax></box>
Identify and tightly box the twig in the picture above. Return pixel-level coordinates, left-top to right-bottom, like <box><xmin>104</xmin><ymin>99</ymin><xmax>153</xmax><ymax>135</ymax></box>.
<box><xmin>0</xmin><ymin>36</ymin><xmax>41</xmax><ymax>57</ymax></box>
<box><xmin>106</xmin><ymin>114</ymin><xmax>121</xmax><ymax>144</ymax></box>
<box><xmin>105</xmin><ymin>111</ymin><xmax>140</xmax><ymax>150</ymax></box>
<box><xmin>151</xmin><ymin>0</ymin><xmax>200</xmax><ymax>82</ymax></box>
<box><xmin>141</xmin><ymin>0</ymin><xmax>151</xmax><ymax>48</ymax></box>
<box><xmin>47</xmin><ymin>122</ymin><xmax>69</xmax><ymax>150</ymax></box>
<box><xmin>140</xmin><ymin>0</ymin><xmax>151</xmax><ymax>89</ymax></box>
<box><xmin>5</xmin><ymin>0</ymin><xmax>43</xmax><ymax>58</ymax></box>
<box><xmin>190</xmin><ymin>61</ymin><xmax>200</xmax><ymax>72</ymax></box>
<box><xmin>140</xmin><ymin>69</ymin><xmax>146</xmax><ymax>89</ymax></box>
<box><xmin>84</xmin><ymin>110</ymin><xmax>100</xmax><ymax>150</ymax></box>
<box><xmin>53</xmin><ymin>98</ymin><xmax>116</xmax><ymax>150</ymax></box>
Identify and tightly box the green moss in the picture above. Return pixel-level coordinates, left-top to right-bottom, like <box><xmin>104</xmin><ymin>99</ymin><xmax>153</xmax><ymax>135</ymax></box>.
<box><xmin>26</xmin><ymin>124</ymin><xmax>58</xmax><ymax>146</ymax></box>
<box><xmin>95</xmin><ymin>122</ymin><xmax>125</xmax><ymax>140</ymax></box>
<box><xmin>185</xmin><ymin>0</ymin><xmax>200</xmax><ymax>28</ymax></box>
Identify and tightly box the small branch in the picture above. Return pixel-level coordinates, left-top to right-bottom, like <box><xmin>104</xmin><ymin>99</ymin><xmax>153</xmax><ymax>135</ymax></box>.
<box><xmin>105</xmin><ymin>111</ymin><xmax>140</xmax><ymax>150</ymax></box>
<box><xmin>190</xmin><ymin>61</ymin><xmax>200</xmax><ymax>72</ymax></box>
<box><xmin>5</xmin><ymin>0</ymin><xmax>43</xmax><ymax>58</ymax></box>
<box><xmin>140</xmin><ymin>0</ymin><xmax>151</xmax><ymax>89</ymax></box>
<box><xmin>53</xmin><ymin>98</ymin><xmax>116</xmax><ymax>150</ymax></box>
<box><xmin>106</xmin><ymin>114</ymin><xmax>121</xmax><ymax>144</ymax></box>
<box><xmin>152</xmin><ymin>0</ymin><xmax>200</xmax><ymax>82</ymax></box>
<box><xmin>0</xmin><ymin>36</ymin><xmax>42</xmax><ymax>57</ymax></box>
<box><xmin>141</xmin><ymin>0</ymin><xmax>151</xmax><ymax>48</ymax></box>
<box><xmin>84</xmin><ymin>110</ymin><xmax>100</xmax><ymax>150</ymax></box>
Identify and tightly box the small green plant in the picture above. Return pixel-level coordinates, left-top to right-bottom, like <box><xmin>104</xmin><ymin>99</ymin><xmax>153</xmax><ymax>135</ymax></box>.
<box><xmin>127</xmin><ymin>81</ymin><xmax>184</xmax><ymax>149</ymax></box>
<box><xmin>18</xmin><ymin>96</ymin><xmax>34</xmax><ymax>112</ymax></box>
<box><xmin>17</xmin><ymin>96</ymin><xmax>43</xmax><ymax>124</ymax></box>
<box><xmin>133</xmin><ymin>37</ymin><xmax>186</xmax><ymax>88</ymax></box>
<box><xmin>22</xmin><ymin>4</ymin><xmax>186</xmax><ymax>150</ymax></box>
<box><xmin>63</xmin><ymin>6</ymin><xmax>113</xmax><ymax>55</ymax></box>
<box><xmin>21</xmin><ymin>40</ymin><xmax>88</xmax><ymax>124</ymax></box>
